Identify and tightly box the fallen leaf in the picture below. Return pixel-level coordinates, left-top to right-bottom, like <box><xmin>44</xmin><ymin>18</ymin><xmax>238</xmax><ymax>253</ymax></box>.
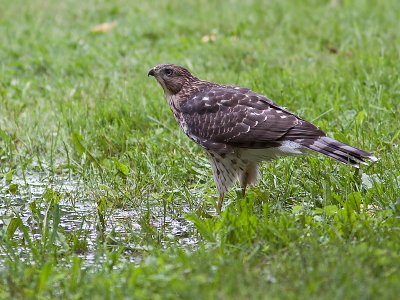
<box><xmin>90</xmin><ymin>21</ymin><xmax>117</xmax><ymax>33</ymax></box>
<box><xmin>328</xmin><ymin>47</ymin><xmax>338</xmax><ymax>54</ymax></box>
<box><xmin>201</xmin><ymin>34</ymin><xmax>216</xmax><ymax>43</ymax></box>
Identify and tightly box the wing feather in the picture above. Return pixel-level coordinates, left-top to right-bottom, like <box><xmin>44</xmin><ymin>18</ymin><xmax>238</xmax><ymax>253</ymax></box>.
<box><xmin>180</xmin><ymin>86</ymin><xmax>324</xmax><ymax>152</ymax></box>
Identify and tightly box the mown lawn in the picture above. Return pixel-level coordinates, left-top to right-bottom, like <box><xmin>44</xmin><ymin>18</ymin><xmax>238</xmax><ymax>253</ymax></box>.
<box><xmin>0</xmin><ymin>0</ymin><xmax>399</xmax><ymax>299</ymax></box>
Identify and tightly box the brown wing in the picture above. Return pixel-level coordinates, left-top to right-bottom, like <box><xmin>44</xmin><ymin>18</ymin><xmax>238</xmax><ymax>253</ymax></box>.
<box><xmin>180</xmin><ymin>86</ymin><xmax>325</xmax><ymax>153</ymax></box>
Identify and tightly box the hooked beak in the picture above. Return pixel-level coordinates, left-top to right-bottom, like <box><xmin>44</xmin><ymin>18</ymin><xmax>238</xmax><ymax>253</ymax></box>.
<box><xmin>148</xmin><ymin>68</ymin><xmax>155</xmax><ymax>77</ymax></box>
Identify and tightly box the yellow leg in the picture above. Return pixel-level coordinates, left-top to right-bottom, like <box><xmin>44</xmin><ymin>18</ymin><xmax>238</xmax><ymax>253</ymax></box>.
<box><xmin>217</xmin><ymin>194</ymin><xmax>224</xmax><ymax>214</ymax></box>
<box><xmin>241</xmin><ymin>185</ymin><xmax>247</xmax><ymax>198</ymax></box>
<box><xmin>241</xmin><ymin>170</ymin><xmax>249</xmax><ymax>198</ymax></box>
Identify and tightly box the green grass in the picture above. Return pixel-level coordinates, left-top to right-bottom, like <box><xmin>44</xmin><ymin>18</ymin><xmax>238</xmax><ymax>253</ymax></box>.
<box><xmin>1</xmin><ymin>0</ymin><xmax>400</xmax><ymax>298</ymax></box>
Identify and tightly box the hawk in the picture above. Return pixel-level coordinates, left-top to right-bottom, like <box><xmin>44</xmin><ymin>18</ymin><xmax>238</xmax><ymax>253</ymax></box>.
<box><xmin>148</xmin><ymin>64</ymin><xmax>377</xmax><ymax>213</ymax></box>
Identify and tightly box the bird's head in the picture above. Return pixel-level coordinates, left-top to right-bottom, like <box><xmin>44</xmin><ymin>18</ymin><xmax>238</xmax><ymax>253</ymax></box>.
<box><xmin>148</xmin><ymin>64</ymin><xmax>196</xmax><ymax>95</ymax></box>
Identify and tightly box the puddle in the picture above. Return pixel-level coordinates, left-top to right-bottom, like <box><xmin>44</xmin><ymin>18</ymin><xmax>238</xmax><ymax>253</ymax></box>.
<box><xmin>0</xmin><ymin>171</ymin><xmax>198</xmax><ymax>265</ymax></box>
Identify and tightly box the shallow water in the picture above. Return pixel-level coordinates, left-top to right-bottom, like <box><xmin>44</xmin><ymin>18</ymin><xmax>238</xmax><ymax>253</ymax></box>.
<box><xmin>0</xmin><ymin>171</ymin><xmax>198</xmax><ymax>265</ymax></box>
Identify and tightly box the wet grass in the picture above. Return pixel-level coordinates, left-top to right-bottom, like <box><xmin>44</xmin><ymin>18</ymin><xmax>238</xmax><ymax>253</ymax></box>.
<box><xmin>1</xmin><ymin>0</ymin><xmax>400</xmax><ymax>298</ymax></box>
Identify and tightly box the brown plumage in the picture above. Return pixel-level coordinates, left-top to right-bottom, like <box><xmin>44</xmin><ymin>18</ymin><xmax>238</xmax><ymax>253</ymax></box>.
<box><xmin>148</xmin><ymin>64</ymin><xmax>377</xmax><ymax>212</ymax></box>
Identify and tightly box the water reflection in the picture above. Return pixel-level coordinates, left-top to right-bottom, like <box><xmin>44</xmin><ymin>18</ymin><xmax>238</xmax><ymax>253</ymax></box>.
<box><xmin>0</xmin><ymin>171</ymin><xmax>198</xmax><ymax>265</ymax></box>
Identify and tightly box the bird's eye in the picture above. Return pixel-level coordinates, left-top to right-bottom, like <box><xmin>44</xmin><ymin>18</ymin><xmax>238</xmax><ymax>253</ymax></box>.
<box><xmin>165</xmin><ymin>69</ymin><xmax>173</xmax><ymax>76</ymax></box>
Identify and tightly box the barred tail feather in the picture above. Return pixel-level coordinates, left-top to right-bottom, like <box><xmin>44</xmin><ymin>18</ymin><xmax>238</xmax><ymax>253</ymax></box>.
<box><xmin>301</xmin><ymin>136</ymin><xmax>377</xmax><ymax>167</ymax></box>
